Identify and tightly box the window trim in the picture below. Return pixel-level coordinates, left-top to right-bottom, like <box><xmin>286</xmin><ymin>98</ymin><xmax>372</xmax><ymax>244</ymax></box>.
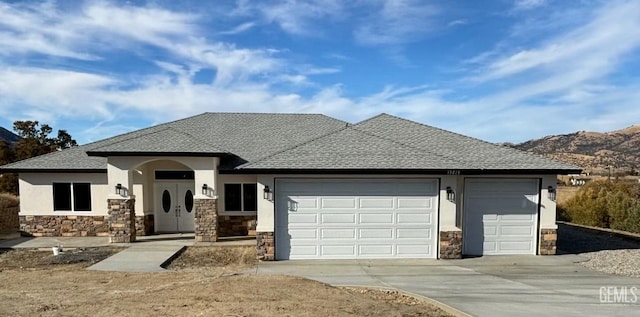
<box><xmin>223</xmin><ymin>183</ymin><xmax>258</xmax><ymax>213</ymax></box>
<box><xmin>52</xmin><ymin>181</ymin><xmax>93</xmax><ymax>212</ymax></box>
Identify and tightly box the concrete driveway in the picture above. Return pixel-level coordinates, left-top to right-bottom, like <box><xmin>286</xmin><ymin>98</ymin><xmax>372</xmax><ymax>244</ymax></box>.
<box><xmin>257</xmin><ymin>255</ymin><xmax>639</xmax><ymax>317</ymax></box>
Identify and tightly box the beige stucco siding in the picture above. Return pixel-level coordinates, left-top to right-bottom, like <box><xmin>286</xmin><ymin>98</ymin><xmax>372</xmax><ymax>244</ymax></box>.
<box><xmin>19</xmin><ymin>173</ymin><xmax>110</xmax><ymax>216</ymax></box>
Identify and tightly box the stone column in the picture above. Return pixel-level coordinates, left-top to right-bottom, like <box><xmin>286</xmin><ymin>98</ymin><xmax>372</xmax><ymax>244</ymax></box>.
<box><xmin>256</xmin><ymin>232</ymin><xmax>275</xmax><ymax>261</ymax></box>
<box><xmin>439</xmin><ymin>230</ymin><xmax>462</xmax><ymax>259</ymax></box>
<box><xmin>539</xmin><ymin>228</ymin><xmax>557</xmax><ymax>255</ymax></box>
<box><xmin>194</xmin><ymin>198</ymin><xmax>218</xmax><ymax>242</ymax></box>
<box><xmin>108</xmin><ymin>198</ymin><xmax>136</xmax><ymax>243</ymax></box>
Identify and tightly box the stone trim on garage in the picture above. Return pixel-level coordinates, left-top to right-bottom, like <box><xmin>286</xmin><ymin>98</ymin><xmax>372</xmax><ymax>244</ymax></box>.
<box><xmin>539</xmin><ymin>228</ymin><xmax>557</xmax><ymax>255</ymax></box>
<box><xmin>439</xmin><ymin>230</ymin><xmax>462</xmax><ymax>259</ymax></box>
<box><xmin>257</xmin><ymin>231</ymin><xmax>274</xmax><ymax>261</ymax></box>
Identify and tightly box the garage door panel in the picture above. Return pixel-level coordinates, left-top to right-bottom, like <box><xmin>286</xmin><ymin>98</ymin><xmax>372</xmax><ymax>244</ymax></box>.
<box><xmin>397</xmin><ymin>197</ymin><xmax>432</xmax><ymax>209</ymax></box>
<box><xmin>397</xmin><ymin>213</ymin><xmax>431</xmax><ymax>224</ymax></box>
<box><xmin>321</xmin><ymin>228</ymin><xmax>356</xmax><ymax>239</ymax></box>
<box><xmin>359</xmin><ymin>213</ymin><xmax>393</xmax><ymax>224</ymax></box>
<box><xmin>397</xmin><ymin>244</ymin><xmax>431</xmax><ymax>256</ymax></box>
<box><xmin>322</xmin><ymin>245</ymin><xmax>356</xmax><ymax>257</ymax></box>
<box><xmin>321</xmin><ymin>198</ymin><xmax>356</xmax><ymax>209</ymax></box>
<box><xmin>359</xmin><ymin>245</ymin><xmax>393</xmax><ymax>256</ymax></box>
<box><xmin>292</xmin><ymin>245</ymin><xmax>319</xmax><ymax>256</ymax></box>
<box><xmin>500</xmin><ymin>225</ymin><xmax>534</xmax><ymax>236</ymax></box>
<box><xmin>289</xmin><ymin>213</ymin><xmax>318</xmax><ymax>225</ymax></box>
<box><xmin>397</xmin><ymin>228</ymin><xmax>431</xmax><ymax>239</ymax></box>
<box><xmin>500</xmin><ymin>214</ymin><xmax>535</xmax><ymax>221</ymax></box>
<box><xmin>359</xmin><ymin>228</ymin><xmax>393</xmax><ymax>239</ymax></box>
<box><xmin>498</xmin><ymin>241</ymin><xmax>534</xmax><ymax>252</ymax></box>
<box><xmin>277</xmin><ymin>179</ymin><xmax>437</xmax><ymax>260</ymax></box>
<box><xmin>321</xmin><ymin>213</ymin><xmax>355</xmax><ymax>224</ymax></box>
<box><xmin>359</xmin><ymin>197</ymin><xmax>394</xmax><ymax>209</ymax></box>
<box><xmin>294</xmin><ymin>198</ymin><xmax>319</xmax><ymax>209</ymax></box>
<box><xmin>464</xmin><ymin>178</ymin><xmax>538</xmax><ymax>256</ymax></box>
<box><xmin>289</xmin><ymin>228</ymin><xmax>317</xmax><ymax>239</ymax></box>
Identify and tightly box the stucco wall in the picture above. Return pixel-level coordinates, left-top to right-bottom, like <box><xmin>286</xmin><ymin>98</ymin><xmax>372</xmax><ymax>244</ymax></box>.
<box><xmin>19</xmin><ymin>173</ymin><xmax>110</xmax><ymax>216</ymax></box>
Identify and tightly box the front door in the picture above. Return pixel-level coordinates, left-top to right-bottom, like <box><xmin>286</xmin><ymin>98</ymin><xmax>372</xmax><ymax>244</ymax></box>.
<box><xmin>155</xmin><ymin>182</ymin><xmax>195</xmax><ymax>233</ymax></box>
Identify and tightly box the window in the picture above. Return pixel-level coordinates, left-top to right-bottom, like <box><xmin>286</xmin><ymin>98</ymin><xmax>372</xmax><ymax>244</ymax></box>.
<box><xmin>53</xmin><ymin>182</ymin><xmax>92</xmax><ymax>211</ymax></box>
<box><xmin>224</xmin><ymin>183</ymin><xmax>257</xmax><ymax>212</ymax></box>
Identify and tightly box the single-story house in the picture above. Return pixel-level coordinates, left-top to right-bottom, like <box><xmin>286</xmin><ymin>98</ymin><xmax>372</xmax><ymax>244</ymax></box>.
<box><xmin>0</xmin><ymin>113</ymin><xmax>580</xmax><ymax>260</ymax></box>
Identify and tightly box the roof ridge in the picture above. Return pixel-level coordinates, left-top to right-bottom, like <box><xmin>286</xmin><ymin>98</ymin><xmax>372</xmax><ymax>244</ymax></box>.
<box><xmin>237</xmin><ymin>124</ymin><xmax>350</xmax><ymax>169</ymax></box>
<box><xmin>352</xmin><ymin>113</ymin><xmax>388</xmax><ymax>126</ymax></box>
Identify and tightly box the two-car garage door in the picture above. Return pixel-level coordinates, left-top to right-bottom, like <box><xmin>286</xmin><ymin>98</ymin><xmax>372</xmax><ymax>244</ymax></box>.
<box><xmin>275</xmin><ymin>179</ymin><xmax>438</xmax><ymax>260</ymax></box>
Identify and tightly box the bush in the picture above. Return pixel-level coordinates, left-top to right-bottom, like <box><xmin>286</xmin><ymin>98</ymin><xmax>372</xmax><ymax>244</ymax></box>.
<box><xmin>560</xmin><ymin>180</ymin><xmax>640</xmax><ymax>233</ymax></box>
<box><xmin>0</xmin><ymin>193</ymin><xmax>19</xmax><ymax>209</ymax></box>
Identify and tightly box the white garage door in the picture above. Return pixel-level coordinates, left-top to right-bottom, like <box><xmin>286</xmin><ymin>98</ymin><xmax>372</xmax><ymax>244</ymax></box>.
<box><xmin>463</xmin><ymin>178</ymin><xmax>539</xmax><ymax>256</ymax></box>
<box><xmin>275</xmin><ymin>179</ymin><xmax>438</xmax><ymax>260</ymax></box>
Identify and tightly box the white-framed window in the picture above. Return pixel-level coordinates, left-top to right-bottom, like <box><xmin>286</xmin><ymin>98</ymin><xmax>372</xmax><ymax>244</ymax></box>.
<box><xmin>53</xmin><ymin>182</ymin><xmax>92</xmax><ymax>212</ymax></box>
<box><xmin>224</xmin><ymin>183</ymin><xmax>257</xmax><ymax>212</ymax></box>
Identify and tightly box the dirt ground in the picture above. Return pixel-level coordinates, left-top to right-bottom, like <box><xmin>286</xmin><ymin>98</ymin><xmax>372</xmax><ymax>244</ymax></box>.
<box><xmin>0</xmin><ymin>246</ymin><xmax>454</xmax><ymax>317</ymax></box>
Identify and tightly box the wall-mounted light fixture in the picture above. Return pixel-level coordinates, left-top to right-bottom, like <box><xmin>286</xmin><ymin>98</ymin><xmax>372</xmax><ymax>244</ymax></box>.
<box><xmin>263</xmin><ymin>185</ymin><xmax>273</xmax><ymax>201</ymax></box>
<box><xmin>115</xmin><ymin>183</ymin><xmax>123</xmax><ymax>195</ymax></box>
<box><xmin>202</xmin><ymin>184</ymin><xmax>208</xmax><ymax>195</ymax></box>
<box><xmin>446</xmin><ymin>186</ymin><xmax>455</xmax><ymax>202</ymax></box>
<box><xmin>547</xmin><ymin>186</ymin><xmax>556</xmax><ymax>201</ymax></box>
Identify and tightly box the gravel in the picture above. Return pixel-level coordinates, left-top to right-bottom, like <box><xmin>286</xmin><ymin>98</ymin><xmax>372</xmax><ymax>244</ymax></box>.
<box><xmin>558</xmin><ymin>223</ymin><xmax>640</xmax><ymax>277</ymax></box>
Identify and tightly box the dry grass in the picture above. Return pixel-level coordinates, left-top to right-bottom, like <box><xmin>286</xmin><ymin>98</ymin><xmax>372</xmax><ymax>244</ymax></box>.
<box><xmin>0</xmin><ymin>246</ymin><xmax>454</xmax><ymax>317</ymax></box>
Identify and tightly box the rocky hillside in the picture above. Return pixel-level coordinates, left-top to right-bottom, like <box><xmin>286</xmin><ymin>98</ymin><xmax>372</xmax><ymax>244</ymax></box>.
<box><xmin>509</xmin><ymin>125</ymin><xmax>640</xmax><ymax>174</ymax></box>
<box><xmin>0</xmin><ymin>127</ymin><xmax>20</xmax><ymax>144</ymax></box>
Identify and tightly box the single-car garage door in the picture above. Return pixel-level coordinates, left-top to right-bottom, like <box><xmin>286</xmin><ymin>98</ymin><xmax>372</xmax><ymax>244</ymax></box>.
<box><xmin>463</xmin><ymin>178</ymin><xmax>539</xmax><ymax>256</ymax></box>
<box><xmin>276</xmin><ymin>179</ymin><xmax>438</xmax><ymax>260</ymax></box>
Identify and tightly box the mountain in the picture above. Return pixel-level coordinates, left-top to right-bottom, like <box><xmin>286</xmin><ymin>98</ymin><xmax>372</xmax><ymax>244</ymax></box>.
<box><xmin>0</xmin><ymin>127</ymin><xmax>20</xmax><ymax>144</ymax></box>
<box><xmin>509</xmin><ymin>125</ymin><xmax>640</xmax><ymax>174</ymax></box>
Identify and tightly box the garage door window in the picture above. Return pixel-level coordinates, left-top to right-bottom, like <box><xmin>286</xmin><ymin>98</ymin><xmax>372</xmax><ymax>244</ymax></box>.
<box><xmin>53</xmin><ymin>182</ymin><xmax>92</xmax><ymax>212</ymax></box>
<box><xmin>224</xmin><ymin>183</ymin><xmax>257</xmax><ymax>212</ymax></box>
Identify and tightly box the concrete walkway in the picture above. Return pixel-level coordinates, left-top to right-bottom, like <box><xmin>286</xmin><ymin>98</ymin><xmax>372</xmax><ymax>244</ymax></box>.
<box><xmin>87</xmin><ymin>244</ymin><xmax>185</xmax><ymax>272</ymax></box>
<box><xmin>257</xmin><ymin>255</ymin><xmax>640</xmax><ymax>317</ymax></box>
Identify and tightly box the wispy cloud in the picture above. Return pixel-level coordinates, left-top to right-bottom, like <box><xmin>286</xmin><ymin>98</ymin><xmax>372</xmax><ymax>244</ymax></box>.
<box><xmin>354</xmin><ymin>0</ymin><xmax>440</xmax><ymax>46</ymax></box>
<box><xmin>513</xmin><ymin>0</ymin><xmax>547</xmax><ymax>11</ymax></box>
<box><xmin>219</xmin><ymin>22</ymin><xmax>256</xmax><ymax>35</ymax></box>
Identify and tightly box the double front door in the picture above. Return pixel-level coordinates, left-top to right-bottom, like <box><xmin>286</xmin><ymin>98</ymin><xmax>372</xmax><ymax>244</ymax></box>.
<box><xmin>155</xmin><ymin>182</ymin><xmax>195</xmax><ymax>233</ymax></box>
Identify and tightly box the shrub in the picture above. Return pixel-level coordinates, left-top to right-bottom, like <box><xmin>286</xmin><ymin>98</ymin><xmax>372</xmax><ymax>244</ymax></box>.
<box><xmin>560</xmin><ymin>180</ymin><xmax>640</xmax><ymax>233</ymax></box>
<box><xmin>0</xmin><ymin>193</ymin><xmax>19</xmax><ymax>210</ymax></box>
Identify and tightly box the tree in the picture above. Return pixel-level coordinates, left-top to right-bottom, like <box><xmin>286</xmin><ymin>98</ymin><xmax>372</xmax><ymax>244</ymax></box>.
<box><xmin>0</xmin><ymin>121</ymin><xmax>78</xmax><ymax>194</ymax></box>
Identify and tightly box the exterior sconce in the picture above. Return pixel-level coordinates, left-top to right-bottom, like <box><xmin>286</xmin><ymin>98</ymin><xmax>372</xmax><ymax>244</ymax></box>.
<box><xmin>115</xmin><ymin>183</ymin><xmax>123</xmax><ymax>195</ymax></box>
<box><xmin>202</xmin><ymin>184</ymin><xmax>208</xmax><ymax>195</ymax></box>
<box><xmin>548</xmin><ymin>186</ymin><xmax>556</xmax><ymax>201</ymax></box>
<box><xmin>446</xmin><ymin>186</ymin><xmax>455</xmax><ymax>202</ymax></box>
<box><xmin>263</xmin><ymin>185</ymin><xmax>273</xmax><ymax>201</ymax></box>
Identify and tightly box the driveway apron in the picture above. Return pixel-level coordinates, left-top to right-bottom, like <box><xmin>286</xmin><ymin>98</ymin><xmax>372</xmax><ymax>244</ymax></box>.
<box><xmin>257</xmin><ymin>256</ymin><xmax>639</xmax><ymax>317</ymax></box>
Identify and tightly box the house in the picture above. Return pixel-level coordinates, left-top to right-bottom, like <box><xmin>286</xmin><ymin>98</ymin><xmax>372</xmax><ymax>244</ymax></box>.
<box><xmin>0</xmin><ymin>113</ymin><xmax>580</xmax><ymax>260</ymax></box>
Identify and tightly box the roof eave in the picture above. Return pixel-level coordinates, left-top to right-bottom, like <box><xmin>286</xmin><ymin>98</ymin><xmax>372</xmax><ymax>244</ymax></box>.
<box><xmin>86</xmin><ymin>151</ymin><xmax>230</xmax><ymax>157</ymax></box>
<box><xmin>220</xmin><ymin>168</ymin><xmax>583</xmax><ymax>175</ymax></box>
<box><xmin>0</xmin><ymin>168</ymin><xmax>107</xmax><ymax>173</ymax></box>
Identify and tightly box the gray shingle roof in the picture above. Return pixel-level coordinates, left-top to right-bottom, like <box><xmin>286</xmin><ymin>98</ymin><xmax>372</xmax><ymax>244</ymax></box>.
<box><xmin>351</xmin><ymin>113</ymin><xmax>581</xmax><ymax>171</ymax></box>
<box><xmin>87</xmin><ymin>127</ymin><xmax>228</xmax><ymax>156</ymax></box>
<box><xmin>0</xmin><ymin>113</ymin><xmax>346</xmax><ymax>171</ymax></box>
<box><xmin>0</xmin><ymin>112</ymin><xmax>581</xmax><ymax>173</ymax></box>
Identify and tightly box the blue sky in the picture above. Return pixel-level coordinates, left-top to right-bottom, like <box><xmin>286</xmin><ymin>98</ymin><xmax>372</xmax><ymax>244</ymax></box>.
<box><xmin>1</xmin><ymin>0</ymin><xmax>639</xmax><ymax>144</ymax></box>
